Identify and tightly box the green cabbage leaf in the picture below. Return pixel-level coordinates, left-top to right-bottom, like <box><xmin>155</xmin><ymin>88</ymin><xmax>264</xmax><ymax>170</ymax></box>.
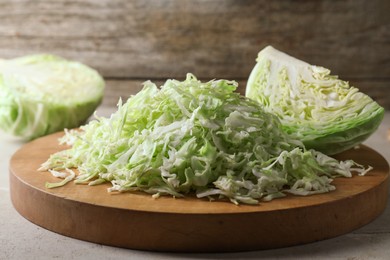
<box><xmin>246</xmin><ymin>46</ymin><xmax>384</xmax><ymax>155</ymax></box>
<box><xmin>0</xmin><ymin>54</ymin><xmax>105</xmax><ymax>140</ymax></box>
<box><xmin>40</xmin><ymin>74</ymin><xmax>370</xmax><ymax>204</ymax></box>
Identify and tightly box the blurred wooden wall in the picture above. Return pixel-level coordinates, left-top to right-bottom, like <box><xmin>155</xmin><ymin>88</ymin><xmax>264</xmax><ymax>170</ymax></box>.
<box><xmin>0</xmin><ymin>0</ymin><xmax>389</xmax><ymax>109</ymax></box>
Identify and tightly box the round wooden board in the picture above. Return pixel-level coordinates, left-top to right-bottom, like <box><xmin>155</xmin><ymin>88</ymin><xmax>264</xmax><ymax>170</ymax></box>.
<box><xmin>9</xmin><ymin>132</ymin><xmax>389</xmax><ymax>253</ymax></box>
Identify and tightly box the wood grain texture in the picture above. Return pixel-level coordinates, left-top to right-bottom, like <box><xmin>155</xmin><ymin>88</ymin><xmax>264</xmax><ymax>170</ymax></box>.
<box><xmin>0</xmin><ymin>0</ymin><xmax>389</xmax><ymax>108</ymax></box>
<box><xmin>9</xmin><ymin>132</ymin><xmax>390</xmax><ymax>252</ymax></box>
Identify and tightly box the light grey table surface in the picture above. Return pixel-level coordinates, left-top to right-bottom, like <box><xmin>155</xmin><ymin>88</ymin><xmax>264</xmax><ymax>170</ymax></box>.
<box><xmin>1</xmin><ymin>107</ymin><xmax>389</xmax><ymax>260</ymax></box>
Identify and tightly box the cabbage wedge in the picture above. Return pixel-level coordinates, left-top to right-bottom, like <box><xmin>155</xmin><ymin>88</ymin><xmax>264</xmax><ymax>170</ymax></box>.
<box><xmin>246</xmin><ymin>46</ymin><xmax>384</xmax><ymax>155</ymax></box>
<box><xmin>0</xmin><ymin>54</ymin><xmax>105</xmax><ymax>140</ymax></box>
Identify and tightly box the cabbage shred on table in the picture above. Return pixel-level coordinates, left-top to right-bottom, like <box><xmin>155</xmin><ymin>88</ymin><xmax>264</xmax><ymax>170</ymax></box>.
<box><xmin>40</xmin><ymin>74</ymin><xmax>370</xmax><ymax>204</ymax></box>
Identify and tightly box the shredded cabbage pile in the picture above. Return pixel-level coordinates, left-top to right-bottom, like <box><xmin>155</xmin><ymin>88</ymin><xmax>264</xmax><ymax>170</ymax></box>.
<box><xmin>40</xmin><ymin>74</ymin><xmax>370</xmax><ymax>204</ymax></box>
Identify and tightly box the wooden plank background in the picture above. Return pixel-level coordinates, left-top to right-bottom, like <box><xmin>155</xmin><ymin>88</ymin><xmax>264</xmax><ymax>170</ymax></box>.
<box><xmin>0</xmin><ymin>0</ymin><xmax>389</xmax><ymax>109</ymax></box>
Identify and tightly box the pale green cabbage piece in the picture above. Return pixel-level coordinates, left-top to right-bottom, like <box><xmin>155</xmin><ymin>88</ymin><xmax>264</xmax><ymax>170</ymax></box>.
<box><xmin>0</xmin><ymin>54</ymin><xmax>105</xmax><ymax>140</ymax></box>
<box><xmin>40</xmin><ymin>74</ymin><xmax>370</xmax><ymax>205</ymax></box>
<box><xmin>246</xmin><ymin>46</ymin><xmax>384</xmax><ymax>155</ymax></box>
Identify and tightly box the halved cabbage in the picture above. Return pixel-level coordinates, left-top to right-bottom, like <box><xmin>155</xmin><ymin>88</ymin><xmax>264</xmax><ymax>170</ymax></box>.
<box><xmin>246</xmin><ymin>46</ymin><xmax>384</xmax><ymax>155</ymax></box>
<box><xmin>0</xmin><ymin>54</ymin><xmax>105</xmax><ymax>140</ymax></box>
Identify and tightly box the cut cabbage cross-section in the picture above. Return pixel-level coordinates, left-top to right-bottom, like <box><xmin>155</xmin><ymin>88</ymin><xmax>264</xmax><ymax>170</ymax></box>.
<box><xmin>0</xmin><ymin>54</ymin><xmax>105</xmax><ymax>140</ymax></box>
<box><xmin>246</xmin><ymin>46</ymin><xmax>384</xmax><ymax>155</ymax></box>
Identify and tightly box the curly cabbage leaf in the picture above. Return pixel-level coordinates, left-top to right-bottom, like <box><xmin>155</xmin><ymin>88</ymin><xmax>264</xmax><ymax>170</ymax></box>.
<box><xmin>40</xmin><ymin>74</ymin><xmax>370</xmax><ymax>204</ymax></box>
<box><xmin>246</xmin><ymin>46</ymin><xmax>384</xmax><ymax>155</ymax></box>
<box><xmin>0</xmin><ymin>54</ymin><xmax>105</xmax><ymax>140</ymax></box>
